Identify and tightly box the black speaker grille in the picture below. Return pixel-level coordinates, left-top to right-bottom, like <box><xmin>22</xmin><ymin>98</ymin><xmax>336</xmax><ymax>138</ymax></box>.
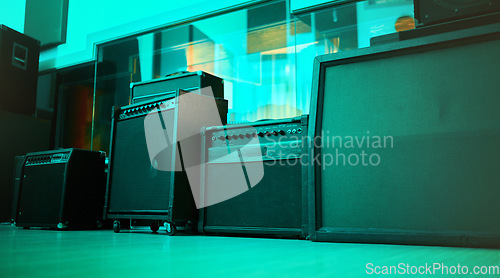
<box><xmin>317</xmin><ymin>35</ymin><xmax>500</xmax><ymax>237</ymax></box>
<box><xmin>17</xmin><ymin>164</ymin><xmax>65</xmax><ymax>225</ymax></box>
<box><xmin>108</xmin><ymin>114</ymin><xmax>173</xmax><ymax>212</ymax></box>
<box><xmin>205</xmin><ymin>161</ymin><xmax>302</xmax><ymax>229</ymax></box>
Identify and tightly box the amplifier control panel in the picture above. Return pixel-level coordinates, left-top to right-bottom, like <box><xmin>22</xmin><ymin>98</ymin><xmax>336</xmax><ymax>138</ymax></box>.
<box><xmin>208</xmin><ymin>121</ymin><xmax>305</xmax><ymax>148</ymax></box>
<box><xmin>117</xmin><ymin>99</ymin><xmax>176</xmax><ymax>120</ymax></box>
<box><xmin>25</xmin><ymin>152</ymin><xmax>71</xmax><ymax>166</ymax></box>
<box><xmin>204</xmin><ymin>115</ymin><xmax>308</xmax><ymax>161</ymax></box>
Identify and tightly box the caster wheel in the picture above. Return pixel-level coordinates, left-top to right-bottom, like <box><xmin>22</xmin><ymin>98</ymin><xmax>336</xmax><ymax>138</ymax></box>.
<box><xmin>164</xmin><ymin>222</ymin><xmax>176</xmax><ymax>236</ymax></box>
<box><xmin>150</xmin><ymin>221</ymin><xmax>159</xmax><ymax>233</ymax></box>
<box><xmin>113</xmin><ymin>220</ymin><xmax>121</xmax><ymax>233</ymax></box>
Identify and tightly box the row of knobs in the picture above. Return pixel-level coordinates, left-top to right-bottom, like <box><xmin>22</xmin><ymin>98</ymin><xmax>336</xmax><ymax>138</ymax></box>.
<box><xmin>214</xmin><ymin>128</ymin><xmax>302</xmax><ymax>141</ymax></box>
<box><xmin>28</xmin><ymin>156</ymin><xmax>51</xmax><ymax>163</ymax></box>
<box><xmin>122</xmin><ymin>102</ymin><xmax>167</xmax><ymax>118</ymax></box>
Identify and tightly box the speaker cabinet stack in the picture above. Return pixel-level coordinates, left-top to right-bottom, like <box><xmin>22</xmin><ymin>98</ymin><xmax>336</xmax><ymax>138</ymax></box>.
<box><xmin>198</xmin><ymin>115</ymin><xmax>308</xmax><ymax>238</ymax></box>
<box><xmin>14</xmin><ymin>149</ymin><xmax>106</xmax><ymax>229</ymax></box>
<box><xmin>0</xmin><ymin>26</ymin><xmax>42</xmax><ymax>222</ymax></box>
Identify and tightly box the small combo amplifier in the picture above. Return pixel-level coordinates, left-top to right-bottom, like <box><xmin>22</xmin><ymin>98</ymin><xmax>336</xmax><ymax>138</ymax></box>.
<box><xmin>14</xmin><ymin>149</ymin><xmax>106</xmax><ymax>229</ymax></box>
<box><xmin>130</xmin><ymin>71</ymin><xmax>224</xmax><ymax>104</ymax></box>
<box><xmin>105</xmin><ymin>90</ymin><xmax>228</xmax><ymax>235</ymax></box>
<box><xmin>414</xmin><ymin>0</ymin><xmax>500</xmax><ymax>26</ymax></box>
<box><xmin>198</xmin><ymin>115</ymin><xmax>308</xmax><ymax>238</ymax></box>
<box><xmin>0</xmin><ymin>25</ymin><xmax>40</xmax><ymax>116</ymax></box>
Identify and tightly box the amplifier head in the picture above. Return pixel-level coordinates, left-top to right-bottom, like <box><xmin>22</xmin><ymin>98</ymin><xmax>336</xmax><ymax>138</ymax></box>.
<box><xmin>130</xmin><ymin>71</ymin><xmax>224</xmax><ymax>104</ymax></box>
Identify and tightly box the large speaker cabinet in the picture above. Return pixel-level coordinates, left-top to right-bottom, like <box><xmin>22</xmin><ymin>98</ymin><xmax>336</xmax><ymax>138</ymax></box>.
<box><xmin>105</xmin><ymin>90</ymin><xmax>228</xmax><ymax>235</ymax></box>
<box><xmin>15</xmin><ymin>149</ymin><xmax>106</xmax><ymax>229</ymax></box>
<box><xmin>0</xmin><ymin>25</ymin><xmax>40</xmax><ymax>116</ymax></box>
<box><xmin>199</xmin><ymin>116</ymin><xmax>309</xmax><ymax>238</ymax></box>
<box><xmin>309</xmin><ymin>22</ymin><xmax>500</xmax><ymax>247</ymax></box>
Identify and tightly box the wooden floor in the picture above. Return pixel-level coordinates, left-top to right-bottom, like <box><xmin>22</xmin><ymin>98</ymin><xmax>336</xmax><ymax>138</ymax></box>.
<box><xmin>1</xmin><ymin>224</ymin><xmax>499</xmax><ymax>277</ymax></box>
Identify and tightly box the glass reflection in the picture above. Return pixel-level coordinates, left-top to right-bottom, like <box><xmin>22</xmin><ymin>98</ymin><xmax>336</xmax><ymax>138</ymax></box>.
<box><xmin>93</xmin><ymin>0</ymin><xmax>414</xmax><ymax>153</ymax></box>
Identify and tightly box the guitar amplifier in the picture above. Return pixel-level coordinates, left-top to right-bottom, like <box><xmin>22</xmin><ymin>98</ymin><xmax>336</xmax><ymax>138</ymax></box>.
<box><xmin>15</xmin><ymin>149</ymin><xmax>106</xmax><ymax>229</ymax></box>
<box><xmin>130</xmin><ymin>71</ymin><xmax>224</xmax><ymax>104</ymax></box>
<box><xmin>308</xmin><ymin>23</ymin><xmax>500</xmax><ymax>248</ymax></box>
<box><xmin>105</xmin><ymin>90</ymin><xmax>228</xmax><ymax>235</ymax></box>
<box><xmin>199</xmin><ymin>115</ymin><xmax>308</xmax><ymax>238</ymax></box>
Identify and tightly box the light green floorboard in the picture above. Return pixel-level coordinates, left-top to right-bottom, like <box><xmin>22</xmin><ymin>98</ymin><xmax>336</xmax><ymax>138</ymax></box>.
<box><xmin>0</xmin><ymin>225</ymin><xmax>499</xmax><ymax>277</ymax></box>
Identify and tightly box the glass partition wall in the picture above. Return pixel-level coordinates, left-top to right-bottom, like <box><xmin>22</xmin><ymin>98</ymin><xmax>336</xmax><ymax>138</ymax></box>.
<box><xmin>92</xmin><ymin>0</ymin><xmax>414</xmax><ymax>153</ymax></box>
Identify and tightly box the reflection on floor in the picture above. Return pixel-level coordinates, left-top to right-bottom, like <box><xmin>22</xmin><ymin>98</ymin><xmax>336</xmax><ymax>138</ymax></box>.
<box><xmin>1</xmin><ymin>224</ymin><xmax>499</xmax><ymax>277</ymax></box>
